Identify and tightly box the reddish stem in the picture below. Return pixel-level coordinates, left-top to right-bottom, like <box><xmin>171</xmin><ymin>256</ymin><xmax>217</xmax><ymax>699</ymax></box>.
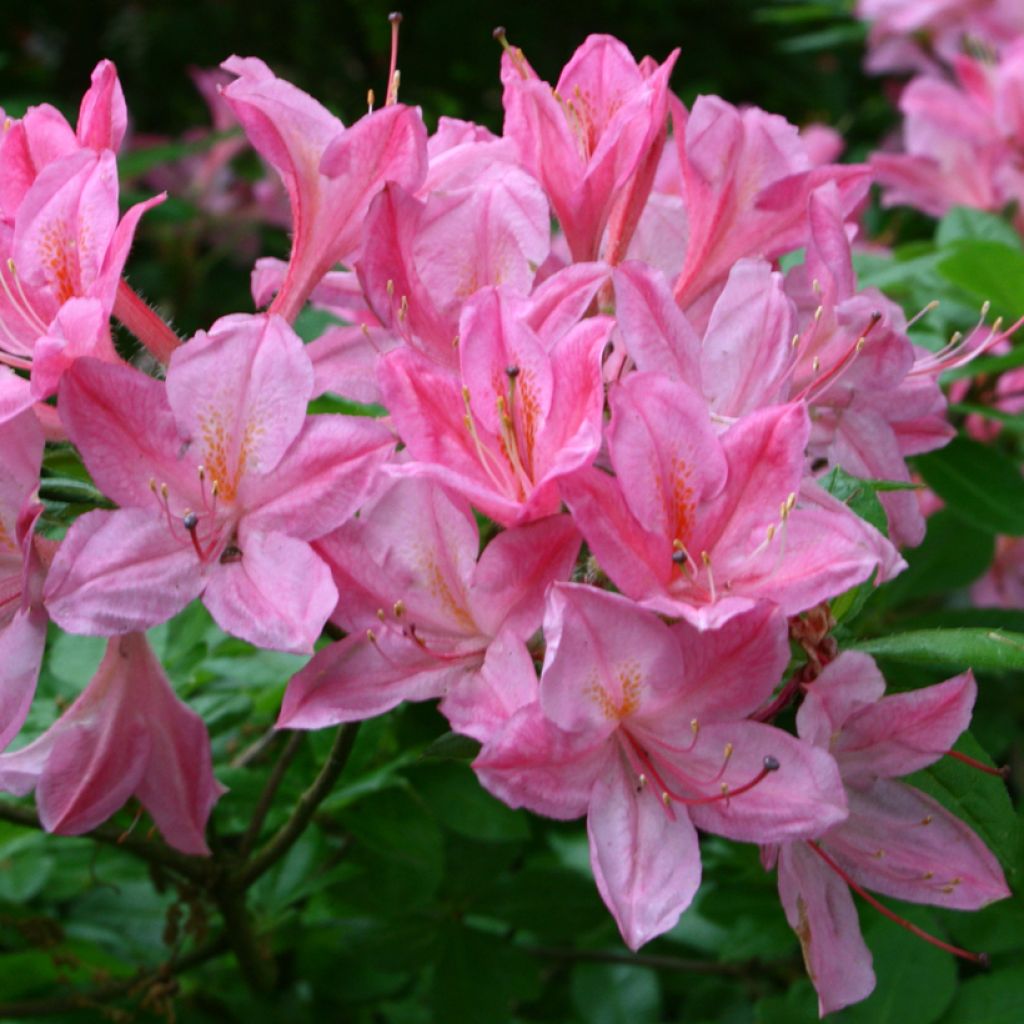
<box><xmin>805</xmin><ymin>841</ymin><xmax>989</xmax><ymax>966</ymax></box>
<box><xmin>113</xmin><ymin>280</ymin><xmax>181</xmax><ymax>364</ymax></box>
<box><xmin>946</xmin><ymin>749</ymin><xmax>1010</xmax><ymax>779</ymax></box>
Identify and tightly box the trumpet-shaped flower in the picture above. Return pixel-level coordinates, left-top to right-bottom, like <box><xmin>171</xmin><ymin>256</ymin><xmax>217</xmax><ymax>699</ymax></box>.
<box><xmin>476</xmin><ymin>585</ymin><xmax>847</xmax><ymax>949</ymax></box>
<box><xmin>769</xmin><ymin>652</ymin><xmax>1011</xmax><ymax>1015</ymax></box>
<box><xmin>45</xmin><ymin>314</ymin><xmax>394</xmax><ymax>653</ymax></box>
<box><xmin>0</xmin><ymin>632</ymin><xmax>223</xmax><ymax>855</ymax></box>
<box><xmin>279</xmin><ymin>476</ymin><xmax>579</xmax><ymax>733</ymax></box>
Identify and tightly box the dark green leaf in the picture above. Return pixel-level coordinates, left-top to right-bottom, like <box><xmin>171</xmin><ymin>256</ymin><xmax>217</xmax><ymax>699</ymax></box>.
<box><xmin>914</xmin><ymin>438</ymin><xmax>1024</xmax><ymax>536</ymax></box>
<box><xmin>937</xmin><ymin>240</ymin><xmax>1024</xmax><ymax>321</ymax></box>
<box><xmin>851</xmin><ymin>628</ymin><xmax>1024</xmax><ymax>672</ymax></box>
<box><xmin>570</xmin><ymin>963</ymin><xmax>661</xmax><ymax>1024</ymax></box>
<box><xmin>936</xmin><ymin>207</ymin><xmax>1022</xmax><ymax>250</ymax></box>
<box><xmin>413</xmin><ymin>762</ymin><xmax>530</xmax><ymax>842</ymax></box>
<box><xmin>937</xmin><ymin>965</ymin><xmax>1024</xmax><ymax>1024</ymax></box>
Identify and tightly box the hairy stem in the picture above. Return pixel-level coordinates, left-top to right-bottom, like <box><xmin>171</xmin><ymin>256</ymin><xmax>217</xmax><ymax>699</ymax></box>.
<box><xmin>113</xmin><ymin>279</ymin><xmax>181</xmax><ymax>363</ymax></box>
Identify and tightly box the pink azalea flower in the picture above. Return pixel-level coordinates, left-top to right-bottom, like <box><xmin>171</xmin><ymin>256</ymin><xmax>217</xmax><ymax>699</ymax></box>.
<box><xmin>857</xmin><ymin>0</ymin><xmax>1024</xmax><ymax>75</ymax></box>
<box><xmin>0</xmin><ymin>632</ymin><xmax>223</xmax><ymax>855</ymax></box>
<box><xmin>562</xmin><ymin>374</ymin><xmax>904</xmax><ymax>629</ymax></box>
<box><xmin>278</xmin><ymin>476</ymin><xmax>579</xmax><ymax>734</ymax></box>
<box><xmin>475</xmin><ymin>585</ymin><xmax>847</xmax><ymax>949</ymax></box>
<box><xmin>873</xmin><ymin>42</ymin><xmax>1024</xmax><ymax>230</ymax></box>
<box><xmin>665</xmin><ymin>97</ymin><xmax>869</xmax><ymax>321</ymax></box>
<box><xmin>769</xmin><ymin>652</ymin><xmax>1011</xmax><ymax>1015</ymax></box>
<box><xmin>0</xmin><ymin>407</ymin><xmax>47</xmax><ymax>749</ymax></box>
<box><xmin>500</xmin><ymin>33</ymin><xmax>678</xmax><ymax>263</ymax></box>
<box><xmin>380</xmin><ymin>285</ymin><xmax>612</xmax><ymax>527</ymax></box>
<box><xmin>221</xmin><ymin>56</ymin><xmax>428</xmax><ymax>322</ymax></box>
<box><xmin>44</xmin><ymin>314</ymin><xmax>394</xmax><ymax>653</ymax></box>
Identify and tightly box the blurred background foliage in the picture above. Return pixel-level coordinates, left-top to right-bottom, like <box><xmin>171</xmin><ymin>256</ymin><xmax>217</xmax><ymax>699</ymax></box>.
<box><xmin>2</xmin><ymin>1</ymin><xmax>1023</xmax><ymax>1022</ymax></box>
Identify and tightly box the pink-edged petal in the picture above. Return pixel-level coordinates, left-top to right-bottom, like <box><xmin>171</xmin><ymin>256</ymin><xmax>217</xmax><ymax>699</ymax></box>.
<box><xmin>241</xmin><ymin>413</ymin><xmax>393</xmax><ymax>541</ymax></box>
<box><xmin>834</xmin><ymin>672</ymin><xmax>975</xmax><ymax>782</ymax></box>
<box><xmin>119</xmin><ymin>634</ymin><xmax>222</xmax><ymax>855</ymax></box>
<box><xmin>203</xmin><ymin>527</ymin><xmax>335</xmax><ymax>654</ymax></box>
<box><xmin>469</xmin><ymin>513</ymin><xmax>580</xmax><ymax>638</ymax></box>
<box><xmin>540</xmin><ymin>583</ymin><xmax>681</xmax><ymax>738</ymax></box>
<box><xmin>44</xmin><ymin>509</ymin><xmax>203</xmax><ymax>635</ymax></box>
<box><xmin>0</xmin><ymin>369</ymin><xmax>35</xmax><ymax>426</ymax></box>
<box><xmin>674</xmin><ymin>720</ymin><xmax>847</xmax><ymax>843</ymax></box>
<box><xmin>560</xmin><ymin>466</ymin><xmax>669</xmax><ymax>599</ymax></box>
<box><xmin>440</xmin><ymin>629</ymin><xmax>538</xmax><ymax>744</ymax></box>
<box><xmin>167</xmin><ymin>313</ymin><xmax>313</xmax><ymax>488</ymax></box>
<box><xmin>32</xmin><ymin>297</ymin><xmax>114</xmax><ymax>401</ymax></box>
<box><xmin>701</xmin><ymin>259</ymin><xmax>795</xmax><ymax>418</ymax></box>
<box><xmin>76</xmin><ymin>60</ymin><xmax>127</xmax><ymax>152</ymax></box>
<box><xmin>826</xmin><ymin>780</ymin><xmax>1011</xmax><ymax>910</ymax></box>
<box><xmin>612</xmin><ymin>261</ymin><xmax>701</xmax><ymax>387</ymax></box>
<box><xmin>472</xmin><ymin>700</ymin><xmax>609</xmax><ymax>820</ymax></box>
<box><xmin>58</xmin><ymin>357</ymin><xmax>196</xmax><ymax>508</ymax></box>
<box><xmin>0</xmin><ymin>605</ymin><xmax>47</xmax><ymax>749</ymax></box>
<box><xmin>667</xmin><ymin>602</ymin><xmax>790</xmax><ymax>722</ymax></box>
<box><xmin>279</xmin><ymin>628</ymin><xmax>473</xmax><ymax>729</ymax></box>
<box><xmin>607</xmin><ymin>372</ymin><xmax>726</xmax><ymax>546</ymax></box>
<box><xmin>777</xmin><ymin>841</ymin><xmax>875</xmax><ymax>1016</ymax></box>
<box><xmin>797</xmin><ymin>651</ymin><xmax>887</xmax><ymax>751</ymax></box>
<box><xmin>588</xmin><ymin>750</ymin><xmax>701</xmax><ymax>950</ymax></box>
<box><xmin>316</xmin><ymin>476</ymin><xmax>479</xmax><ymax>636</ymax></box>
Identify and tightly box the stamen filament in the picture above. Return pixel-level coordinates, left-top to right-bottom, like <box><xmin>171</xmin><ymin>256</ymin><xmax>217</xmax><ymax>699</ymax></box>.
<box><xmin>805</xmin><ymin>841</ymin><xmax>989</xmax><ymax>966</ymax></box>
<box><xmin>945</xmin><ymin>749</ymin><xmax>1010</xmax><ymax>779</ymax></box>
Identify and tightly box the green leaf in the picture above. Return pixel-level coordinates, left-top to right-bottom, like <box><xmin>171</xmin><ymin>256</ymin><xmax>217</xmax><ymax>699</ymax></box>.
<box><xmin>873</xmin><ymin>509</ymin><xmax>994</xmax><ymax>606</ymax></box>
<box><xmin>937</xmin><ymin>965</ymin><xmax>1024</xmax><ymax>1024</ymax></box>
<box><xmin>431</xmin><ymin>925</ymin><xmax>540</xmax><ymax>1024</ymax></box>
<box><xmin>936</xmin><ymin>207</ymin><xmax>1022</xmax><ymax>250</ymax></box>
<box><xmin>937</xmin><ymin>240</ymin><xmax>1024</xmax><ymax>321</ymax></box>
<box><xmin>412</xmin><ymin>762</ymin><xmax>530</xmax><ymax>842</ymax></box>
<box><xmin>914</xmin><ymin>437</ymin><xmax>1024</xmax><ymax>536</ymax></box>
<box><xmin>851</xmin><ymin>628</ymin><xmax>1024</xmax><ymax>672</ymax></box>
<box><xmin>570</xmin><ymin>963</ymin><xmax>661</xmax><ymax>1024</ymax></box>
<box><xmin>821</xmin><ymin>466</ymin><xmax>889</xmax><ymax>535</ymax></box>
<box><xmin>293</xmin><ymin>306</ymin><xmax>342</xmax><ymax>342</ymax></box>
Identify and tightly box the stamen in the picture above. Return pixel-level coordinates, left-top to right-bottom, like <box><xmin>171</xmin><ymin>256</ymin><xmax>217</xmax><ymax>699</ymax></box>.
<box><xmin>367</xmin><ymin>88</ymin><xmax>375</xmax><ymax>113</ymax></box>
<box><xmin>945</xmin><ymin>749</ymin><xmax>1011</xmax><ymax>779</ymax></box>
<box><xmin>906</xmin><ymin>299</ymin><xmax>940</xmax><ymax>330</ymax></box>
<box><xmin>806</xmin><ymin>841</ymin><xmax>990</xmax><ymax>966</ymax></box>
<box><xmin>461</xmin><ymin>386</ymin><xmax>512</xmax><ymax>493</ymax></box>
<box><xmin>386</xmin><ymin>12</ymin><xmax>403</xmax><ymax>106</ymax></box>
<box><xmin>493</xmin><ymin>26</ymin><xmax>533</xmax><ymax>80</ymax></box>
<box><xmin>701</xmin><ymin>550</ymin><xmax>717</xmax><ymax>603</ymax></box>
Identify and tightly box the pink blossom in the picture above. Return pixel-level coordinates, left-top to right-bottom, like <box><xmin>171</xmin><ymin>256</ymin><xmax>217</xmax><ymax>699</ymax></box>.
<box><xmin>562</xmin><ymin>374</ymin><xmax>903</xmax><ymax>628</ymax></box>
<box><xmin>45</xmin><ymin>314</ymin><xmax>393</xmax><ymax>653</ymax></box>
<box><xmin>380</xmin><ymin>285</ymin><xmax>611</xmax><ymax>526</ymax></box>
<box><xmin>221</xmin><ymin>56</ymin><xmax>428</xmax><ymax>322</ymax></box>
<box><xmin>0</xmin><ymin>407</ymin><xmax>46</xmax><ymax>749</ymax></box>
<box><xmin>0</xmin><ymin>632</ymin><xmax>223</xmax><ymax>855</ymax></box>
<box><xmin>769</xmin><ymin>652</ymin><xmax>1011</xmax><ymax>1014</ymax></box>
<box><xmin>500</xmin><ymin>34</ymin><xmax>678</xmax><ymax>263</ymax></box>
<box><xmin>279</xmin><ymin>476</ymin><xmax>579</xmax><ymax>736</ymax></box>
<box><xmin>476</xmin><ymin>585</ymin><xmax>847</xmax><ymax>949</ymax></box>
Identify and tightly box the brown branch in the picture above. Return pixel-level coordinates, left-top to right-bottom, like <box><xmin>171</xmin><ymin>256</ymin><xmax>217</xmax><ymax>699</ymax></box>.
<box><xmin>240</xmin><ymin>723</ymin><xmax>359</xmax><ymax>888</ymax></box>
<box><xmin>523</xmin><ymin>944</ymin><xmax>746</xmax><ymax>976</ymax></box>
<box><xmin>0</xmin><ymin>801</ymin><xmax>210</xmax><ymax>882</ymax></box>
<box><xmin>0</xmin><ymin>933</ymin><xmax>228</xmax><ymax>1018</ymax></box>
<box><xmin>239</xmin><ymin>731</ymin><xmax>305</xmax><ymax>857</ymax></box>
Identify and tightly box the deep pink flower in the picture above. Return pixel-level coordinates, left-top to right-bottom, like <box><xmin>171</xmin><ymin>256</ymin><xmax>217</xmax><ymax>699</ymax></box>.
<box><xmin>279</xmin><ymin>476</ymin><xmax>579</xmax><ymax>734</ymax></box>
<box><xmin>221</xmin><ymin>56</ymin><xmax>428</xmax><ymax>322</ymax></box>
<box><xmin>769</xmin><ymin>652</ymin><xmax>1011</xmax><ymax>1014</ymax></box>
<box><xmin>476</xmin><ymin>585</ymin><xmax>847</xmax><ymax>949</ymax></box>
<box><xmin>0</xmin><ymin>632</ymin><xmax>223</xmax><ymax>855</ymax></box>
<box><xmin>45</xmin><ymin>314</ymin><xmax>393</xmax><ymax>653</ymax></box>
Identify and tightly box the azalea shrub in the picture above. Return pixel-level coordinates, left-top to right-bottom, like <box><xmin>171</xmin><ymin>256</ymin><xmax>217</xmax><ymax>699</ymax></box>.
<box><xmin>0</xmin><ymin>3</ymin><xmax>1023</xmax><ymax>1022</ymax></box>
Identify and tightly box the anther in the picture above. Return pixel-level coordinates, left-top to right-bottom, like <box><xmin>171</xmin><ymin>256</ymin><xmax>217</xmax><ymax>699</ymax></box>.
<box><xmin>182</xmin><ymin>511</ymin><xmax>199</xmax><ymax>531</ymax></box>
<box><xmin>672</xmin><ymin>549</ymin><xmax>687</xmax><ymax>565</ymax></box>
<box><xmin>763</xmin><ymin>755</ymin><xmax>780</xmax><ymax>772</ymax></box>
<box><xmin>376</xmin><ymin>608</ymin><xmax>387</xmax><ymax>622</ymax></box>
<box><xmin>393</xmin><ymin>600</ymin><xmax>405</xmax><ymax>617</ymax></box>
<box><xmin>505</xmin><ymin>364</ymin><xmax>520</xmax><ymax>380</ymax></box>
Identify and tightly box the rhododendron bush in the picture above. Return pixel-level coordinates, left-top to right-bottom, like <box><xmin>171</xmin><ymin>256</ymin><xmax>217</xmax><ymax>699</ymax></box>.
<box><xmin>1</xmin><ymin>4</ymin><xmax>1023</xmax><ymax>1022</ymax></box>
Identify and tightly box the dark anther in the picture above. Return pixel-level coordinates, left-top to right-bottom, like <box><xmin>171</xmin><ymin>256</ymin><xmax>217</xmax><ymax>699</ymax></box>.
<box><xmin>763</xmin><ymin>755</ymin><xmax>780</xmax><ymax>772</ymax></box>
<box><xmin>672</xmin><ymin>550</ymin><xmax>687</xmax><ymax>565</ymax></box>
<box><xmin>493</xmin><ymin>25</ymin><xmax>506</xmax><ymax>39</ymax></box>
<box><xmin>219</xmin><ymin>545</ymin><xmax>243</xmax><ymax>564</ymax></box>
<box><xmin>505</xmin><ymin>364</ymin><xmax>521</xmax><ymax>379</ymax></box>
<box><xmin>182</xmin><ymin>512</ymin><xmax>199</xmax><ymax>531</ymax></box>
<box><xmin>389</xmin><ymin>11</ymin><xmax>403</xmax><ymax>23</ymax></box>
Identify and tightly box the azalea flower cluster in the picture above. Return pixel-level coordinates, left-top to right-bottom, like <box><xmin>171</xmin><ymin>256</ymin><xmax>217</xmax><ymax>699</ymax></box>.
<box><xmin>0</xmin><ymin>31</ymin><xmax>1012</xmax><ymax>1016</ymax></box>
